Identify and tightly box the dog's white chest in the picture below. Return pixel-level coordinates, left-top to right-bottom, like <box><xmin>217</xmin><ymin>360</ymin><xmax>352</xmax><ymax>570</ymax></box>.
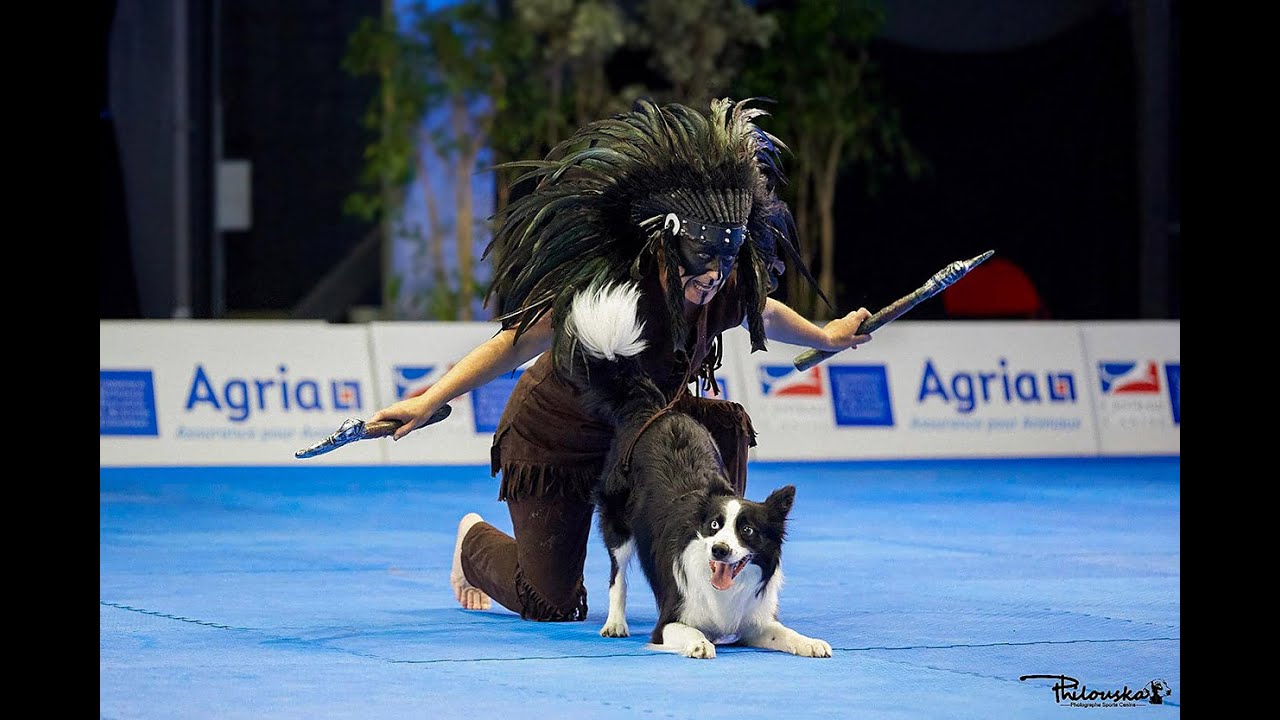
<box><xmin>676</xmin><ymin>573</ymin><xmax>775</xmax><ymax>640</ymax></box>
<box><xmin>673</xmin><ymin>543</ymin><xmax>782</xmax><ymax>640</ymax></box>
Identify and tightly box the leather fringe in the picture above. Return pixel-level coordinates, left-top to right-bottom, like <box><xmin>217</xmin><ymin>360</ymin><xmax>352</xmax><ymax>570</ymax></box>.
<box><xmin>496</xmin><ymin>462</ymin><xmax>600</xmax><ymax>503</ymax></box>
<box><xmin>675</xmin><ymin>395</ymin><xmax>758</xmax><ymax>449</ymax></box>
<box><xmin>514</xmin><ymin>566</ymin><xmax>588</xmax><ymax>622</ymax></box>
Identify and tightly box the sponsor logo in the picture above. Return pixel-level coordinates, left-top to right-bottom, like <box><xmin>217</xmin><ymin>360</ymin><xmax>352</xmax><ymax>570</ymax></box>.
<box><xmin>828</xmin><ymin>365</ymin><xmax>894</xmax><ymax>427</ymax></box>
<box><xmin>1164</xmin><ymin>363</ymin><xmax>1180</xmax><ymax>425</ymax></box>
<box><xmin>918</xmin><ymin>358</ymin><xmax>1077</xmax><ymax>414</ymax></box>
<box><xmin>184</xmin><ymin>364</ymin><xmax>364</xmax><ymax>422</ymax></box>
<box><xmin>1095</xmin><ymin>360</ymin><xmax>1173</xmax><ymax>432</ymax></box>
<box><xmin>100</xmin><ymin>369</ymin><xmax>159</xmax><ymax>436</ymax></box>
<box><xmin>1098</xmin><ymin>361</ymin><xmax>1160</xmax><ymax>395</ymax></box>
<box><xmin>392</xmin><ymin>364</ymin><xmax>439</xmax><ymax>400</ymax></box>
<box><xmin>759</xmin><ymin>365</ymin><xmax>823</xmax><ymax>396</ymax></box>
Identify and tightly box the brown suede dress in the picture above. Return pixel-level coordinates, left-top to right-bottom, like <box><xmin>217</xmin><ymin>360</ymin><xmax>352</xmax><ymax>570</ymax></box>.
<box><xmin>459</xmin><ymin>271</ymin><xmax>758</xmax><ymax>621</ymax></box>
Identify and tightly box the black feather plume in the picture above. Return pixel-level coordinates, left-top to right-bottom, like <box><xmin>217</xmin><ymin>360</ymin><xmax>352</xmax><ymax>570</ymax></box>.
<box><xmin>483</xmin><ymin>97</ymin><xmax>823</xmax><ymax>364</ymax></box>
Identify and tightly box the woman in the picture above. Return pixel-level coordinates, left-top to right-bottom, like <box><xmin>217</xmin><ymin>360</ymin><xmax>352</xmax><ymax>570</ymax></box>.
<box><xmin>370</xmin><ymin>98</ymin><xmax>872</xmax><ymax>620</ymax></box>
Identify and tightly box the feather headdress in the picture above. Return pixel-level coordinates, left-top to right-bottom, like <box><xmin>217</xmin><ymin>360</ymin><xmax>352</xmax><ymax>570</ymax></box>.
<box><xmin>483</xmin><ymin>97</ymin><xmax>827</xmax><ymax>362</ymax></box>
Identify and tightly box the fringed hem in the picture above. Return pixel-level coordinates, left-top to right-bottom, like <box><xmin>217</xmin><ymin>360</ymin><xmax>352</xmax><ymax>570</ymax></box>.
<box><xmin>496</xmin><ymin>462</ymin><xmax>601</xmax><ymax>503</ymax></box>
<box><xmin>676</xmin><ymin>396</ymin><xmax>759</xmax><ymax>449</ymax></box>
<box><xmin>515</xmin><ymin>566</ymin><xmax>588</xmax><ymax>622</ymax></box>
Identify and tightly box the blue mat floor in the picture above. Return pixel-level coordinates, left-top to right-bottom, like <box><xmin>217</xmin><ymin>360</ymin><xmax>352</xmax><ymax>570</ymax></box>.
<box><xmin>101</xmin><ymin>457</ymin><xmax>1180</xmax><ymax>719</ymax></box>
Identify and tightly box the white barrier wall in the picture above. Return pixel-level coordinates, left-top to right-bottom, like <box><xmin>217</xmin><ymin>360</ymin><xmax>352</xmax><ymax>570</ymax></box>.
<box><xmin>100</xmin><ymin>321</ymin><xmax>384</xmax><ymax>466</ymax></box>
<box><xmin>101</xmin><ymin>320</ymin><xmax>1178</xmax><ymax>466</ymax></box>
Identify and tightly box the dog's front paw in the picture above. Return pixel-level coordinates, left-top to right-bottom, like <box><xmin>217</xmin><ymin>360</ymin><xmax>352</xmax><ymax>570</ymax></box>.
<box><xmin>789</xmin><ymin>636</ymin><xmax>832</xmax><ymax>658</ymax></box>
<box><xmin>599</xmin><ymin>618</ymin><xmax>630</xmax><ymax>638</ymax></box>
<box><xmin>681</xmin><ymin>638</ymin><xmax>717</xmax><ymax>659</ymax></box>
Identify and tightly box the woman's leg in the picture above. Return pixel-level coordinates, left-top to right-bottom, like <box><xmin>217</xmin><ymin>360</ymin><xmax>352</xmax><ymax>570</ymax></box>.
<box><xmin>454</xmin><ymin>493</ymin><xmax>594</xmax><ymax>621</ymax></box>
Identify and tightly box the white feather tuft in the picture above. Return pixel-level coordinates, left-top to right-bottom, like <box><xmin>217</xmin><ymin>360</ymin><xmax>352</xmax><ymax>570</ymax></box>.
<box><xmin>568</xmin><ymin>282</ymin><xmax>648</xmax><ymax>360</ymax></box>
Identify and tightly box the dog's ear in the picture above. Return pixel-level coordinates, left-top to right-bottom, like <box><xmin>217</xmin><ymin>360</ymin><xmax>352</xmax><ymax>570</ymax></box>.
<box><xmin>764</xmin><ymin>485</ymin><xmax>796</xmax><ymax>520</ymax></box>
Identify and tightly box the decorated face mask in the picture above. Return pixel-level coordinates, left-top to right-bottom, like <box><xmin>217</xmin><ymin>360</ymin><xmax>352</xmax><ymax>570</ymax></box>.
<box><xmin>664</xmin><ymin>212</ymin><xmax>746</xmax><ymax>282</ymax></box>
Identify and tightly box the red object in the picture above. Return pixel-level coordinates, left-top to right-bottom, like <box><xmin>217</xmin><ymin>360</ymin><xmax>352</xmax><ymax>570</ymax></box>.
<box><xmin>942</xmin><ymin>257</ymin><xmax>1048</xmax><ymax>319</ymax></box>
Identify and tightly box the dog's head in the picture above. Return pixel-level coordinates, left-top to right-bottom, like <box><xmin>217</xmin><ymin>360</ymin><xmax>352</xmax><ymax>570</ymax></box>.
<box><xmin>695</xmin><ymin>485</ymin><xmax>795</xmax><ymax>591</ymax></box>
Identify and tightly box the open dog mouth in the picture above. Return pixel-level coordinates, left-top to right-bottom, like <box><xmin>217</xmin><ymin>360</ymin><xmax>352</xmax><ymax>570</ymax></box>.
<box><xmin>708</xmin><ymin>556</ymin><xmax>752</xmax><ymax>591</ymax></box>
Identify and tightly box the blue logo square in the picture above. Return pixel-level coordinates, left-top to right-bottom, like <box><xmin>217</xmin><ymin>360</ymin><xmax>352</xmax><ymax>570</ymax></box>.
<box><xmin>471</xmin><ymin>369</ymin><xmax>525</xmax><ymax>434</ymax></box>
<box><xmin>100</xmin><ymin>370</ymin><xmax>159</xmax><ymax>436</ymax></box>
<box><xmin>1164</xmin><ymin>363</ymin><xmax>1180</xmax><ymax>425</ymax></box>
<box><xmin>828</xmin><ymin>365</ymin><xmax>894</xmax><ymax>427</ymax></box>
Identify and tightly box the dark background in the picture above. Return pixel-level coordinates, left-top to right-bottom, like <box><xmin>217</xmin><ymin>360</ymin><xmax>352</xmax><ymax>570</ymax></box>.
<box><xmin>844</xmin><ymin>3</ymin><xmax>1178</xmax><ymax>321</ymax></box>
<box><xmin>99</xmin><ymin>0</ymin><xmax>1178</xmax><ymax>323</ymax></box>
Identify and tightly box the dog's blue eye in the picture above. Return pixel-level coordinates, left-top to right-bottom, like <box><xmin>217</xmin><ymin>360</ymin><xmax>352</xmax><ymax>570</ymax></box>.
<box><xmin>710</xmin><ymin>520</ymin><xmax>721</xmax><ymax>530</ymax></box>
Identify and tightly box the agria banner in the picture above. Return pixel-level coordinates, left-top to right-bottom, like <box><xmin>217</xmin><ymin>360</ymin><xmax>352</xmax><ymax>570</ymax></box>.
<box><xmin>100</xmin><ymin>321</ymin><xmax>383</xmax><ymax>466</ymax></box>
<box><xmin>102</xmin><ymin>319</ymin><xmax>1177</xmax><ymax>467</ymax></box>
<box><xmin>721</xmin><ymin>322</ymin><xmax>1102</xmax><ymax>461</ymax></box>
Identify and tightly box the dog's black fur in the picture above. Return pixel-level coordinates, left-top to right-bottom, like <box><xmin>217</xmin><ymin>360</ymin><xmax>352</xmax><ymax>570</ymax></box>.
<box><xmin>557</xmin><ymin>282</ymin><xmax>832</xmax><ymax>659</ymax></box>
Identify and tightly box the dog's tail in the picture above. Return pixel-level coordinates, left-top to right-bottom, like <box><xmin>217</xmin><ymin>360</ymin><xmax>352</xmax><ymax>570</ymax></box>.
<box><xmin>560</xmin><ymin>281</ymin><xmax>667</xmax><ymax>423</ymax></box>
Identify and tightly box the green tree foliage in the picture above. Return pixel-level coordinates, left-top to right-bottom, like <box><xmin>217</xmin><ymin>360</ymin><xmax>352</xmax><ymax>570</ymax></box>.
<box><xmin>628</xmin><ymin>0</ymin><xmax>777</xmax><ymax>108</ymax></box>
<box><xmin>343</xmin><ymin>0</ymin><xmax>920</xmax><ymax>322</ymax></box>
<box><xmin>735</xmin><ymin>0</ymin><xmax>926</xmax><ymax>318</ymax></box>
<box><xmin>342</xmin><ymin>2</ymin><xmax>427</xmax><ymax>226</ymax></box>
<box><xmin>513</xmin><ymin>0</ymin><xmax>627</xmax><ymax>141</ymax></box>
<box><xmin>345</xmin><ymin>1</ymin><xmax>545</xmax><ymax>320</ymax></box>
<box><xmin>342</xmin><ymin>1</ymin><xmax>428</xmax><ymax>315</ymax></box>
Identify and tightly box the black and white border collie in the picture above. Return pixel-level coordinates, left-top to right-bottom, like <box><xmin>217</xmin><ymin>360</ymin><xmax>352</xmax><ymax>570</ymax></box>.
<box><xmin>560</xmin><ymin>282</ymin><xmax>832</xmax><ymax>659</ymax></box>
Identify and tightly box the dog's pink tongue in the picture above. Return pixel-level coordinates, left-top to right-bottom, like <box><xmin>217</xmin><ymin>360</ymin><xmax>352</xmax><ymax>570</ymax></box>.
<box><xmin>710</xmin><ymin>561</ymin><xmax>735</xmax><ymax>590</ymax></box>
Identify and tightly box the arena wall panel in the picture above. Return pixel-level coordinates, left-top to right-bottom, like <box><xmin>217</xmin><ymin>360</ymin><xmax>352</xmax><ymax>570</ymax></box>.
<box><xmin>100</xmin><ymin>321</ymin><xmax>383</xmax><ymax>466</ymax></box>
<box><xmin>100</xmin><ymin>320</ymin><xmax>1179</xmax><ymax>467</ymax></box>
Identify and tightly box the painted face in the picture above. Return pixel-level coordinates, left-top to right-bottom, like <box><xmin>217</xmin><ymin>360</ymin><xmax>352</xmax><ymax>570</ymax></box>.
<box><xmin>665</xmin><ymin>213</ymin><xmax>745</xmax><ymax>305</ymax></box>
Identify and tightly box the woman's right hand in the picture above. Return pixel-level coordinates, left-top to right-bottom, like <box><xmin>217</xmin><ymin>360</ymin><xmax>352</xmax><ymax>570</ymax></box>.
<box><xmin>365</xmin><ymin>319</ymin><xmax>550</xmax><ymax>443</ymax></box>
<box><xmin>369</xmin><ymin>394</ymin><xmax>443</xmax><ymax>441</ymax></box>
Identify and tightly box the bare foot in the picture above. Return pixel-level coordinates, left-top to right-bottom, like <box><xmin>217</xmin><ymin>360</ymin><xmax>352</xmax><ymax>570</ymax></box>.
<box><xmin>451</xmin><ymin>513</ymin><xmax>491</xmax><ymax>610</ymax></box>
